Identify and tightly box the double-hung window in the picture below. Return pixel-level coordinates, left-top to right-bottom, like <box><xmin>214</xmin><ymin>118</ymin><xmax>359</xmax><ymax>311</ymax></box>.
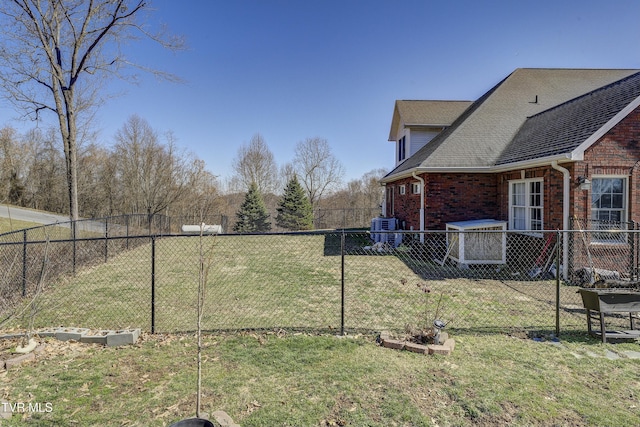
<box><xmin>509</xmin><ymin>179</ymin><xmax>543</xmax><ymax>232</ymax></box>
<box><xmin>591</xmin><ymin>177</ymin><xmax>627</xmax><ymax>243</ymax></box>
<box><xmin>398</xmin><ymin>136</ymin><xmax>406</xmax><ymax>162</ymax></box>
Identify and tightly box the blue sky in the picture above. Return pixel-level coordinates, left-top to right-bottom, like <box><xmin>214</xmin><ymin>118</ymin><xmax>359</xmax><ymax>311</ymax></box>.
<box><xmin>3</xmin><ymin>0</ymin><xmax>640</xmax><ymax>185</ymax></box>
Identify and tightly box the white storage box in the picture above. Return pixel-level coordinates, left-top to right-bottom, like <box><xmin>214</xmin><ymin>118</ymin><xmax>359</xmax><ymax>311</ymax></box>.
<box><xmin>445</xmin><ymin>219</ymin><xmax>507</xmax><ymax>266</ymax></box>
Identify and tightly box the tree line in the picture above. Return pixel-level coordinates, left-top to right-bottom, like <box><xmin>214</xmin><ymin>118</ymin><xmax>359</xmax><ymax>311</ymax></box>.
<box><xmin>0</xmin><ymin>122</ymin><xmax>386</xmax><ymax>231</ymax></box>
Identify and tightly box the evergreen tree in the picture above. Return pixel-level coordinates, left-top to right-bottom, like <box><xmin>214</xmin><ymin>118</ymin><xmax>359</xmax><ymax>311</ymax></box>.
<box><xmin>276</xmin><ymin>176</ymin><xmax>314</xmax><ymax>231</ymax></box>
<box><xmin>233</xmin><ymin>182</ymin><xmax>272</xmax><ymax>233</ymax></box>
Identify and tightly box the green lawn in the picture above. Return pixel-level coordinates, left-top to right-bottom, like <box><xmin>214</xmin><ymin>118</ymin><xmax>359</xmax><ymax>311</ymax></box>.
<box><xmin>5</xmin><ymin>233</ymin><xmax>589</xmax><ymax>336</ymax></box>
<box><xmin>0</xmin><ymin>332</ymin><xmax>638</xmax><ymax>426</ymax></box>
<box><xmin>0</xmin><ymin>217</ymin><xmax>41</xmax><ymax>235</ymax></box>
<box><xmin>2</xmin><ymin>233</ymin><xmax>639</xmax><ymax>426</ymax></box>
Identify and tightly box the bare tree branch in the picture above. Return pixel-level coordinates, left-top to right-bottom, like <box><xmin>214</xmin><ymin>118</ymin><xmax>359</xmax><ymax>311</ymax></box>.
<box><xmin>0</xmin><ymin>0</ymin><xmax>184</xmax><ymax>230</ymax></box>
<box><xmin>293</xmin><ymin>137</ymin><xmax>345</xmax><ymax>208</ymax></box>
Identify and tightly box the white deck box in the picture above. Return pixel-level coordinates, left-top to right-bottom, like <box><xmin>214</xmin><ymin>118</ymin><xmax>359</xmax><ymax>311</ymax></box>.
<box><xmin>445</xmin><ymin>219</ymin><xmax>507</xmax><ymax>267</ymax></box>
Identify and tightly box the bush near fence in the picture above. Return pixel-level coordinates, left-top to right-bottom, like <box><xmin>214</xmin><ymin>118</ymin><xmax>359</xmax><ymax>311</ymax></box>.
<box><xmin>1</xmin><ymin>222</ymin><xmax>639</xmax><ymax>338</ymax></box>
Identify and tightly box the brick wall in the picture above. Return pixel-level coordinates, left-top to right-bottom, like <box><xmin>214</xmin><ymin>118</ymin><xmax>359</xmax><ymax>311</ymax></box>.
<box><xmin>496</xmin><ymin>166</ymin><xmax>571</xmax><ymax>231</ymax></box>
<box><xmin>581</xmin><ymin>106</ymin><xmax>640</xmax><ymax>223</ymax></box>
<box><xmin>388</xmin><ymin>173</ymin><xmax>499</xmax><ymax>230</ymax></box>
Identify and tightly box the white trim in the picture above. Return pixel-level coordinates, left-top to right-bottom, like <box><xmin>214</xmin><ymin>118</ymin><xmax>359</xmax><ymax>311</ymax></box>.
<box><xmin>590</xmin><ymin>176</ymin><xmax>629</xmax><ymax>244</ymax></box>
<box><xmin>411</xmin><ymin>182</ymin><xmax>421</xmax><ymax>194</ymax></box>
<box><xmin>508</xmin><ymin>177</ymin><xmax>544</xmax><ymax>234</ymax></box>
<box><xmin>551</xmin><ymin>161</ymin><xmax>570</xmax><ymax>280</ymax></box>
<box><xmin>399</xmin><ymin>184</ymin><xmax>406</xmax><ymax>195</ymax></box>
<box><xmin>573</xmin><ymin>95</ymin><xmax>640</xmax><ymax>158</ymax></box>
<box><xmin>381</xmin><ymin>95</ymin><xmax>640</xmax><ymax>184</ymax></box>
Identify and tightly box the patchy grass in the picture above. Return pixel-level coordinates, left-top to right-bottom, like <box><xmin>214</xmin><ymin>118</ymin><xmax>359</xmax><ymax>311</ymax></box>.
<box><xmin>0</xmin><ymin>332</ymin><xmax>639</xmax><ymax>426</ymax></box>
<box><xmin>0</xmin><ymin>218</ymin><xmax>41</xmax><ymax>235</ymax></box>
<box><xmin>6</xmin><ymin>233</ymin><xmax>594</xmax><ymax>335</ymax></box>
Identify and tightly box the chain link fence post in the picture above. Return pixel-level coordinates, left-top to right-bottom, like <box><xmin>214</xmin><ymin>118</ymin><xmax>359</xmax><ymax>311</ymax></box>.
<box><xmin>555</xmin><ymin>230</ymin><xmax>561</xmax><ymax>336</ymax></box>
<box><xmin>104</xmin><ymin>217</ymin><xmax>109</xmax><ymax>263</ymax></box>
<box><xmin>151</xmin><ymin>236</ymin><xmax>156</xmax><ymax>334</ymax></box>
<box><xmin>340</xmin><ymin>230</ymin><xmax>345</xmax><ymax>336</ymax></box>
<box><xmin>22</xmin><ymin>229</ymin><xmax>27</xmax><ymax>297</ymax></box>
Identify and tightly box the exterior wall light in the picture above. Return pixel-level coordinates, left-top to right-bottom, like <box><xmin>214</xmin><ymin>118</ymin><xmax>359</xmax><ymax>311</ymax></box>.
<box><xmin>577</xmin><ymin>176</ymin><xmax>591</xmax><ymax>191</ymax></box>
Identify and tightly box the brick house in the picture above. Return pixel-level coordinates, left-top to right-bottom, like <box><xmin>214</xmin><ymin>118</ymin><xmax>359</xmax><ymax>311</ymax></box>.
<box><xmin>381</xmin><ymin>68</ymin><xmax>640</xmax><ymax>279</ymax></box>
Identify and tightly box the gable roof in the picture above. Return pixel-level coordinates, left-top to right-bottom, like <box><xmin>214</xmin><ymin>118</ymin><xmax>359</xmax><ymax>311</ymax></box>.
<box><xmin>388</xmin><ymin>100</ymin><xmax>473</xmax><ymax>141</ymax></box>
<box><xmin>383</xmin><ymin>68</ymin><xmax>640</xmax><ymax>181</ymax></box>
<box><xmin>497</xmin><ymin>71</ymin><xmax>640</xmax><ymax>165</ymax></box>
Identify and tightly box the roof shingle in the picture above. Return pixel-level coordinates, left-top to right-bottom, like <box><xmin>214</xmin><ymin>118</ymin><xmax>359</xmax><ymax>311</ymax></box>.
<box><xmin>497</xmin><ymin>71</ymin><xmax>640</xmax><ymax>165</ymax></box>
<box><xmin>384</xmin><ymin>68</ymin><xmax>640</xmax><ymax>180</ymax></box>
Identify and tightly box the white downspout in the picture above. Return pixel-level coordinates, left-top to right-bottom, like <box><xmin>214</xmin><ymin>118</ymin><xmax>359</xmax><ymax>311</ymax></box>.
<box><xmin>381</xmin><ymin>183</ymin><xmax>387</xmax><ymax>217</ymax></box>
<box><xmin>412</xmin><ymin>172</ymin><xmax>425</xmax><ymax>243</ymax></box>
<box><xmin>551</xmin><ymin>161</ymin><xmax>570</xmax><ymax>279</ymax></box>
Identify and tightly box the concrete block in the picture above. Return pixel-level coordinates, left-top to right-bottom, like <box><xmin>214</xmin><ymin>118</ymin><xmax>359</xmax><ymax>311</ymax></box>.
<box><xmin>427</xmin><ymin>344</ymin><xmax>451</xmax><ymax>356</ymax></box>
<box><xmin>80</xmin><ymin>330</ymin><xmax>110</xmax><ymax>345</ymax></box>
<box><xmin>0</xmin><ymin>334</ymin><xmax>24</xmax><ymax>340</ymax></box>
<box><xmin>382</xmin><ymin>339</ymin><xmax>405</xmax><ymax>350</ymax></box>
<box><xmin>379</xmin><ymin>330</ymin><xmax>391</xmax><ymax>341</ymax></box>
<box><xmin>55</xmin><ymin>327</ymin><xmax>90</xmax><ymax>342</ymax></box>
<box><xmin>106</xmin><ymin>329</ymin><xmax>140</xmax><ymax>347</ymax></box>
<box><xmin>435</xmin><ymin>332</ymin><xmax>449</xmax><ymax>344</ymax></box>
<box><xmin>405</xmin><ymin>342</ymin><xmax>429</xmax><ymax>354</ymax></box>
<box><xmin>443</xmin><ymin>338</ymin><xmax>455</xmax><ymax>352</ymax></box>
<box><xmin>37</xmin><ymin>329</ymin><xmax>57</xmax><ymax>338</ymax></box>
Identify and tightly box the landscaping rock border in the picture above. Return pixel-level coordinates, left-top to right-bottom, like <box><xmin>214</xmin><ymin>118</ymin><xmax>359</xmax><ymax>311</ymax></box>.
<box><xmin>1</xmin><ymin>343</ymin><xmax>46</xmax><ymax>370</ymax></box>
<box><xmin>379</xmin><ymin>330</ymin><xmax>455</xmax><ymax>356</ymax></box>
<box><xmin>1</xmin><ymin>327</ymin><xmax>141</xmax><ymax>370</ymax></box>
<box><xmin>1</xmin><ymin>327</ymin><xmax>141</xmax><ymax>348</ymax></box>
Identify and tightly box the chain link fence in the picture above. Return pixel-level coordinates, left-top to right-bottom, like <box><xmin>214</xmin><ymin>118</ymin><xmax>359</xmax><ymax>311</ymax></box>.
<box><xmin>1</xmin><ymin>222</ymin><xmax>639</xmax><ymax>339</ymax></box>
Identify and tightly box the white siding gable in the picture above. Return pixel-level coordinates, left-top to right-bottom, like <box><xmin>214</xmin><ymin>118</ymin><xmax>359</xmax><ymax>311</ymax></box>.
<box><xmin>409</xmin><ymin>129</ymin><xmax>440</xmax><ymax>157</ymax></box>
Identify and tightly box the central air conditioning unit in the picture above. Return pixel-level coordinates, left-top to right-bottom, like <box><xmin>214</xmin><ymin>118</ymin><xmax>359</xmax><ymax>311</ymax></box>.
<box><xmin>370</xmin><ymin>217</ymin><xmax>402</xmax><ymax>248</ymax></box>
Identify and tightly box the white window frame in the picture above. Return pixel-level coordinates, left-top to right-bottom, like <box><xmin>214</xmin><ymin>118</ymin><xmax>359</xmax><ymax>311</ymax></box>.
<box><xmin>508</xmin><ymin>178</ymin><xmax>543</xmax><ymax>235</ymax></box>
<box><xmin>591</xmin><ymin>175</ymin><xmax>628</xmax><ymax>244</ymax></box>
<box><xmin>411</xmin><ymin>182</ymin><xmax>421</xmax><ymax>194</ymax></box>
<box><xmin>398</xmin><ymin>136</ymin><xmax>406</xmax><ymax>162</ymax></box>
<box><xmin>399</xmin><ymin>184</ymin><xmax>406</xmax><ymax>195</ymax></box>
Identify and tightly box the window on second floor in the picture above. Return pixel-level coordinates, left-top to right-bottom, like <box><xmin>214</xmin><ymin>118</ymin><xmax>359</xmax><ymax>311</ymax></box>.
<box><xmin>509</xmin><ymin>178</ymin><xmax>543</xmax><ymax>233</ymax></box>
<box><xmin>411</xmin><ymin>182</ymin><xmax>421</xmax><ymax>194</ymax></box>
<box><xmin>399</xmin><ymin>185</ymin><xmax>406</xmax><ymax>195</ymax></box>
<box><xmin>398</xmin><ymin>136</ymin><xmax>406</xmax><ymax>162</ymax></box>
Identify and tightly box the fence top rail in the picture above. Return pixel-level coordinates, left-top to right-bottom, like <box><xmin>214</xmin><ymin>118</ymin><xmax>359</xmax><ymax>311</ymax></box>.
<box><xmin>3</xmin><ymin>219</ymin><xmax>640</xmax><ymax>245</ymax></box>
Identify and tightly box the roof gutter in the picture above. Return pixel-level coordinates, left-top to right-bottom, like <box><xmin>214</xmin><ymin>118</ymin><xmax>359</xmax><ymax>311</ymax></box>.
<box><xmin>412</xmin><ymin>172</ymin><xmax>425</xmax><ymax>243</ymax></box>
<box><xmin>380</xmin><ymin>154</ymin><xmax>575</xmax><ymax>184</ymax></box>
<box><xmin>551</xmin><ymin>160</ymin><xmax>570</xmax><ymax>280</ymax></box>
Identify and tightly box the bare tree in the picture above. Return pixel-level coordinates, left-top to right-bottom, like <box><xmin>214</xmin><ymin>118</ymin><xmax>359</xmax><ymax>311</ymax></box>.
<box><xmin>113</xmin><ymin>115</ymin><xmax>207</xmax><ymax>222</ymax></box>
<box><xmin>23</xmin><ymin>128</ymin><xmax>67</xmax><ymax>212</ymax></box>
<box><xmin>0</xmin><ymin>127</ymin><xmax>23</xmax><ymax>204</ymax></box>
<box><xmin>172</xmin><ymin>158</ymin><xmax>222</xmax><ymax>223</ymax></box>
<box><xmin>279</xmin><ymin>162</ymin><xmax>297</xmax><ymax>192</ymax></box>
<box><xmin>231</xmin><ymin>133</ymin><xmax>279</xmax><ymax>195</ymax></box>
<box><xmin>293</xmin><ymin>137</ymin><xmax>345</xmax><ymax>208</ymax></box>
<box><xmin>0</xmin><ymin>0</ymin><xmax>183</xmax><ymax>233</ymax></box>
<box><xmin>361</xmin><ymin>168</ymin><xmax>388</xmax><ymax>210</ymax></box>
<box><xmin>77</xmin><ymin>143</ymin><xmax>114</xmax><ymax>217</ymax></box>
